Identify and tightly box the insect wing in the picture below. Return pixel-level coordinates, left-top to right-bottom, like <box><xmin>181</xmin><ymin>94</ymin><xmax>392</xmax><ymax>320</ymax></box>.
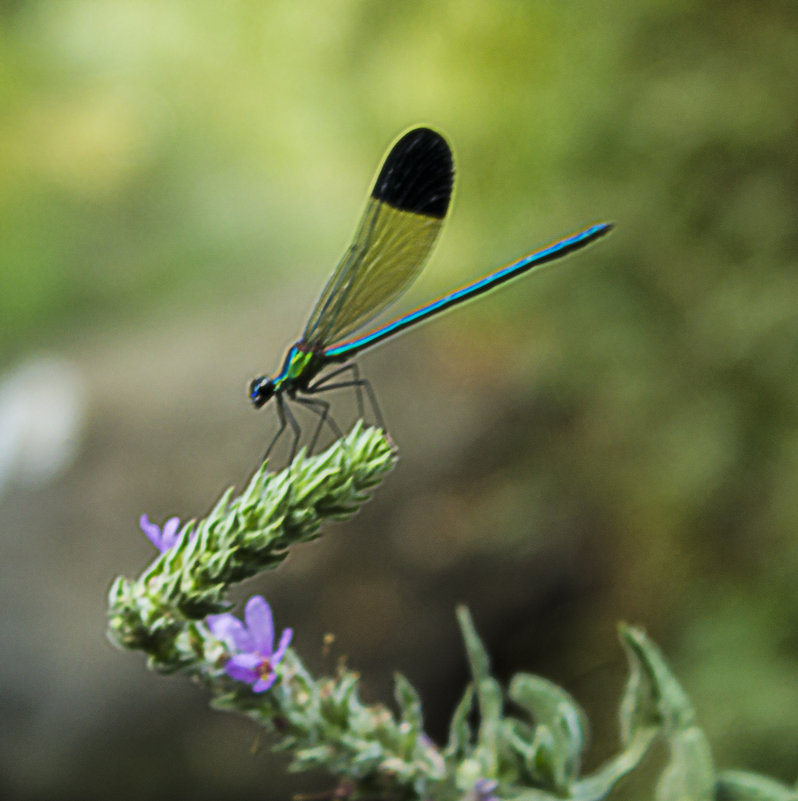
<box><xmin>303</xmin><ymin>127</ymin><xmax>454</xmax><ymax>346</ymax></box>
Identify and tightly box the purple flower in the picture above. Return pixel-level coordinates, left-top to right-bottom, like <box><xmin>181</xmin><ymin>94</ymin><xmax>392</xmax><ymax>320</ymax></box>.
<box><xmin>207</xmin><ymin>595</ymin><xmax>292</xmax><ymax>693</ymax></box>
<box><xmin>139</xmin><ymin>514</ymin><xmax>182</xmax><ymax>552</ymax></box>
<box><xmin>471</xmin><ymin>779</ymin><xmax>499</xmax><ymax>801</ymax></box>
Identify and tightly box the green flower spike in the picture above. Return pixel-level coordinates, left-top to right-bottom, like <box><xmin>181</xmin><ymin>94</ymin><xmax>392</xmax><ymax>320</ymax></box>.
<box><xmin>107</xmin><ymin>423</ymin><xmax>396</xmax><ymax>671</ymax></box>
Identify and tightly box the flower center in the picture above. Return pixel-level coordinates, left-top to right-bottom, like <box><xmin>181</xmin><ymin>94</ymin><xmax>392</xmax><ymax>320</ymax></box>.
<box><xmin>258</xmin><ymin>658</ymin><xmax>273</xmax><ymax>681</ymax></box>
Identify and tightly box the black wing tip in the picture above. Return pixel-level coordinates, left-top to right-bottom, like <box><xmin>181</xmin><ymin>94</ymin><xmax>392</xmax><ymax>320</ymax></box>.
<box><xmin>371</xmin><ymin>126</ymin><xmax>454</xmax><ymax>219</ymax></box>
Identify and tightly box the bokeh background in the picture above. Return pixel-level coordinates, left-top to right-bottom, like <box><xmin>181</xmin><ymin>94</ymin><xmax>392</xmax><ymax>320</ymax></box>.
<box><xmin>1</xmin><ymin>1</ymin><xmax>797</xmax><ymax>799</ymax></box>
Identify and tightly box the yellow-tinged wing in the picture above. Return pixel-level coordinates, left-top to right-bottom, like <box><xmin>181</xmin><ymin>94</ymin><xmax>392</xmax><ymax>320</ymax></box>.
<box><xmin>303</xmin><ymin>127</ymin><xmax>454</xmax><ymax>346</ymax></box>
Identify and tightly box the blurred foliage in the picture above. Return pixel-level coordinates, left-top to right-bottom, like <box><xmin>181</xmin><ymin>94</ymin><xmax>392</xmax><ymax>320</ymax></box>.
<box><xmin>1</xmin><ymin>0</ymin><xmax>797</xmax><ymax>800</ymax></box>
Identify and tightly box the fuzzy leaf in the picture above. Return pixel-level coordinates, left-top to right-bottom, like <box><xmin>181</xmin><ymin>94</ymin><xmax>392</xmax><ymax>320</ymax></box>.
<box><xmin>457</xmin><ymin>607</ymin><xmax>504</xmax><ymax>777</ymax></box>
<box><xmin>618</xmin><ymin>623</ymin><xmax>695</xmax><ymax>743</ymax></box>
<box><xmin>394</xmin><ymin>672</ymin><xmax>425</xmax><ymax>758</ymax></box>
<box><xmin>716</xmin><ymin>770</ymin><xmax>798</xmax><ymax>801</ymax></box>
<box><xmin>508</xmin><ymin>672</ymin><xmax>586</xmax><ymax>790</ymax></box>
<box><xmin>656</xmin><ymin>726</ymin><xmax>715</xmax><ymax>801</ymax></box>
<box><xmin>570</xmin><ymin>726</ymin><xmax>657</xmax><ymax>801</ymax></box>
<box><xmin>445</xmin><ymin>684</ymin><xmax>475</xmax><ymax>761</ymax></box>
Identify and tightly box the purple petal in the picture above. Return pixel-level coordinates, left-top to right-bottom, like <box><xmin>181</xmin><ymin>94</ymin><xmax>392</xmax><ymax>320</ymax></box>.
<box><xmin>207</xmin><ymin>613</ymin><xmax>255</xmax><ymax>653</ymax></box>
<box><xmin>160</xmin><ymin>517</ymin><xmax>181</xmax><ymax>549</ymax></box>
<box><xmin>206</xmin><ymin>614</ymin><xmax>245</xmax><ymax>648</ymax></box>
<box><xmin>139</xmin><ymin>514</ymin><xmax>164</xmax><ymax>549</ymax></box>
<box><xmin>139</xmin><ymin>514</ymin><xmax>182</xmax><ymax>552</ymax></box>
<box><xmin>272</xmin><ymin>628</ymin><xmax>293</xmax><ymax>665</ymax></box>
<box><xmin>224</xmin><ymin>657</ymin><xmax>260</xmax><ymax>685</ymax></box>
<box><xmin>244</xmin><ymin>596</ymin><xmax>274</xmax><ymax>655</ymax></box>
<box><xmin>227</xmin><ymin>653</ymin><xmax>262</xmax><ymax>671</ymax></box>
<box><xmin>228</xmin><ymin>622</ymin><xmax>255</xmax><ymax>653</ymax></box>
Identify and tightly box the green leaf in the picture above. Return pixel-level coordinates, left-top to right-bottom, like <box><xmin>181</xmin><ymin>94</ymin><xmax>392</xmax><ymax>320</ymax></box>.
<box><xmin>456</xmin><ymin>606</ymin><xmax>504</xmax><ymax>776</ymax></box>
<box><xmin>570</xmin><ymin>727</ymin><xmax>657</xmax><ymax>801</ymax></box>
<box><xmin>319</xmin><ymin>671</ymin><xmax>362</xmax><ymax>729</ymax></box>
<box><xmin>456</xmin><ymin>606</ymin><xmax>502</xmax><ymax>726</ymax></box>
<box><xmin>618</xmin><ymin>623</ymin><xmax>695</xmax><ymax>742</ymax></box>
<box><xmin>502</xmin><ymin>790</ymin><xmax>566</xmax><ymax>801</ymax></box>
<box><xmin>445</xmin><ymin>684</ymin><xmax>474</xmax><ymax>761</ymax></box>
<box><xmin>457</xmin><ymin>606</ymin><xmax>492</xmax><ymax>686</ymax></box>
<box><xmin>508</xmin><ymin>672</ymin><xmax>587</xmax><ymax>791</ymax></box>
<box><xmin>716</xmin><ymin>770</ymin><xmax>798</xmax><ymax>801</ymax></box>
<box><xmin>616</xmin><ymin>625</ymin><xmax>717</xmax><ymax>801</ymax></box>
<box><xmin>656</xmin><ymin>726</ymin><xmax>715</xmax><ymax>801</ymax></box>
<box><xmin>394</xmin><ymin>672</ymin><xmax>424</xmax><ymax>738</ymax></box>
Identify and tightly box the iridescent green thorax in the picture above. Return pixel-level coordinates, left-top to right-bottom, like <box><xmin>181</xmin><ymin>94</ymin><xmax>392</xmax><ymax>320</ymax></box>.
<box><xmin>273</xmin><ymin>342</ymin><xmax>325</xmax><ymax>393</ymax></box>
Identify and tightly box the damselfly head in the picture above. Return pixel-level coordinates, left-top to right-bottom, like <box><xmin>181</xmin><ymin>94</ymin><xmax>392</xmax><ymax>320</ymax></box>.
<box><xmin>249</xmin><ymin>376</ymin><xmax>275</xmax><ymax>409</ymax></box>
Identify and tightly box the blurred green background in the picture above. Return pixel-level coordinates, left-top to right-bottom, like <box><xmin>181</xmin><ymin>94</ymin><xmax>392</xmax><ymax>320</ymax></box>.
<box><xmin>1</xmin><ymin>1</ymin><xmax>797</xmax><ymax>799</ymax></box>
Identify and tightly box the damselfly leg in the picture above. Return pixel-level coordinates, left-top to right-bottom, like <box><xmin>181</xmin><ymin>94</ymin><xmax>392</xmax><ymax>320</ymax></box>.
<box><xmin>308</xmin><ymin>362</ymin><xmax>385</xmax><ymax>431</ymax></box>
